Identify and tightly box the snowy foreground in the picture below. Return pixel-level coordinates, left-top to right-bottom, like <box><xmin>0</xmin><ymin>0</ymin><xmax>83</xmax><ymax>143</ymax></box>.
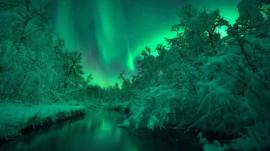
<box><xmin>0</xmin><ymin>103</ymin><xmax>86</xmax><ymax>140</ymax></box>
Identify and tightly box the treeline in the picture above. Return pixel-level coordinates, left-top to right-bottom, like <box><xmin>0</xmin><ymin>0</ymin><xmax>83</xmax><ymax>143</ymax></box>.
<box><xmin>0</xmin><ymin>0</ymin><xmax>91</xmax><ymax>103</ymax></box>
<box><xmin>117</xmin><ymin>0</ymin><xmax>270</xmax><ymax>150</ymax></box>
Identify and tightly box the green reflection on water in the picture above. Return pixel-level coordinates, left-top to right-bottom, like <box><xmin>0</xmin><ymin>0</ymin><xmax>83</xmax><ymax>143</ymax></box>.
<box><xmin>0</xmin><ymin>110</ymin><xmax>201</xmax><ymax>151</ymax></box>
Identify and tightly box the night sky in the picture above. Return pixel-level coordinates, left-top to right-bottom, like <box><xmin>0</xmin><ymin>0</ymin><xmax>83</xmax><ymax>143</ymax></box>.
<box><xmin>52</xmin><ymin>0</ymin><xmax>240</xmax><ymax>87</ymax></box>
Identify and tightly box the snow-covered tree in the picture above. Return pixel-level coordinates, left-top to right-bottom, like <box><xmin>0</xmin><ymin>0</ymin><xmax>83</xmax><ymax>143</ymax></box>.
<box><xmin>122</xmin><ymin>2</ymin><xmax>270</xmax><ymax>149</ymax></box>
<box><xmin>170</xmin><ymin>5</ymin><xmax>229</xmax><ymax>58</ymax></box>
<box><xmin>0</xmin><ymin>0</ymin><xmax>86</xmax><ymax>103</ymax></box>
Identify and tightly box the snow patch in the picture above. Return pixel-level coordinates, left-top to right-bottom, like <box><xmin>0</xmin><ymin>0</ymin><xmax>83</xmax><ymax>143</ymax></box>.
<box><xmin>0</xmin><ymin>103</ymin><xmax>86</xmax><ymax>139</ymax></box>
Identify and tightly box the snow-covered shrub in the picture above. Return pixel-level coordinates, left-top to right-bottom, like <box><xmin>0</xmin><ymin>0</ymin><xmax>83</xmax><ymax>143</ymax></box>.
<box><xmin>192</xmin><ymin>38</ymin><xmax>268</xmax><ymax>135</ymax></box>
<box><xmin>228</xmin><ymin>122</ymin><xmax>270</xmax><ymax>150</ymax></box>
<box><xmin>127</xmin><ymin>84</ymin><xmax>180</xmax><ymax>130</ymax></box>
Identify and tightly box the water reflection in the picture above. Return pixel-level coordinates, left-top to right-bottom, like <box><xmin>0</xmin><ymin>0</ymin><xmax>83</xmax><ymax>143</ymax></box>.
<box><xmin>0</xmin><ymin>110</ymin><xmax>202</xmax><ymax>151</ymax></box>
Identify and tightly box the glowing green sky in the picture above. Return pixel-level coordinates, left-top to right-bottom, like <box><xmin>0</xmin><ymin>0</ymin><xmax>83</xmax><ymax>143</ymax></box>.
<box><xmin>53</xmin><ymin>0</ymin><xmax>240</xmax><ymax>87</ymax></box>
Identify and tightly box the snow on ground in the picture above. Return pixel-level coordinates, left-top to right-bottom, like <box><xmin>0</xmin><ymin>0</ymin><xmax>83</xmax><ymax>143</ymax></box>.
<box><xmin>0</xmin><ymin>103</ymin><xmax>86</xmax><ymax>139</ymax></box>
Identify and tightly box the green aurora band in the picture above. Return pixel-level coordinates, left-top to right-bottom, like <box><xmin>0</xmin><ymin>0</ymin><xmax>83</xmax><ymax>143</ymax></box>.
<box><xmin>53</xmin><ymin>0</ymin><xmax>240</xmax><ymax>87</ymax></box>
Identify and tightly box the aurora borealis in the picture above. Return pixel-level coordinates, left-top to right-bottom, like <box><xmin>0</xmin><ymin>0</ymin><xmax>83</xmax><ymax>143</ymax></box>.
<box><xmin>53</xmin><ymin>0</ymin><xmax>240</xmax><ymax>87</ymax></box>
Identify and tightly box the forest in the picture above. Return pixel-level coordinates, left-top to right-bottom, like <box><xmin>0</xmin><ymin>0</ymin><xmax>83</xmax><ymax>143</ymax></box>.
<box><xmin>0</xmin><ymin>0</ymin><xmax>270</xmax><ymax>150</ymax></box>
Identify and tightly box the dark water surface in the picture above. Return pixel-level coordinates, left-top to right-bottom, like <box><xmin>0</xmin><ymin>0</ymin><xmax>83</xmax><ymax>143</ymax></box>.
<box><xmin>0</xmin><ymin>110</ymin><xmax>202</xmax><ymax>151</ymax></box>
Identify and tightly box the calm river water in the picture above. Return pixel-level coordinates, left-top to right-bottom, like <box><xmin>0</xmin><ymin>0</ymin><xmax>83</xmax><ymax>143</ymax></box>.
<box><xmin>0</xmin><ymin>110</ymin><xmax>202</xmax><ymax>151</ymax></box>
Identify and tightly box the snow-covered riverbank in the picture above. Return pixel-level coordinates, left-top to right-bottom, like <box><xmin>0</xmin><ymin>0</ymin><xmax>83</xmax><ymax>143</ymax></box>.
<box><xmin>0</xmin><ymin>103</ymin><xmax>86</xmax><ymax>140</ymax></box>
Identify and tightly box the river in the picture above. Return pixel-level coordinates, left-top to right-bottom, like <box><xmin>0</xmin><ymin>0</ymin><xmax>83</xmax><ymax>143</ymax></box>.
<box><xmin>0</xmin><ymin>110</ymin><xmax>202</xmax><ymax>151</ymax></box>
